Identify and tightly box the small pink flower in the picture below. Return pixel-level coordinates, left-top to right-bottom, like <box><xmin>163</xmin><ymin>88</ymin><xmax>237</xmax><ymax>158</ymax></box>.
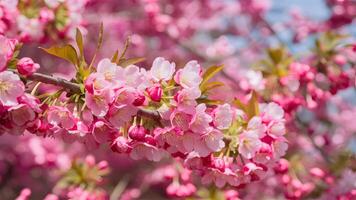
<box><xmin>260</xmin><ymin>102</ymin><xmax>284</xmax><ymax>121</ymax></box>
<box><xmin>170</xmin><ymin>109</ymin><xmax>192</xmax><ymax>131</ymax></box>
<box><xmin>150</xmin><ymin>57</ymin><xmax>175</xmax><ymax>81</ymax></box>
<box><xmin>85</xmin><ymin>73</ymin><xmax>111</xmax><ymax>94</ymax></box>
<box><xmin>242</xmin><ymin>162</ymin><xmax>263</xmax><ymax>176</ymax></box>
<box><xmin>123</xmin><ymin>65</ymin><xmax>147</xmax><ymax>89</ymax></box>
<box><xmin>269</xmin><ymin>121</ymin><xmax>286</xmax><ymax>137</ymax></box>
<box><xmin>213</xmin><ymin>103</ymin><xmax>234</xmax><ymax>130</ymax></box>
<box><xmin>108</xmin><ymin>104</ymin><xmax>137</xmax><ymax>128</ymax></box>
<box><xmin>17</xmin><ymin>57</ymin><xmax>40</xmax><ymax>76</ymax></box>
<box><xmin>96</xmin><ymin>58</ymin><xmax>124</xmax><ymax>86</ymax></box>
<box><xmin>272</xmin><ymin>139</ymin><xmax>288</xmax><ymax>159</ymax></box>
<box><xmin>0</xmin><ymin>71</ymin><xmax>24</xmax><ymax>106</ymax></box>
<box><xmin>85</xmin><ymin>89</ymin><xmax>113</xmax><ymax>117</ymax></box>
<box><xmin>174</xmin><ymin>87</ymin><xmax>201</xmax><ymax>114</ymax></box>
<box><xmin>246</xmin><ymin>117</ymin><xmax>266</xmax><ymax>137</ymax></box>
<box><xmin>189</xmin><ymin>104</ymin><xmax>212</xmax><ymax>134</ymax></box>
<box><xmin>0</xmin><ymin>35</ymin><xmax>17</xmax><ymax>72</ymax></box>
<box><xmin>9</xmin><ymin>104</ymin><xmax>36</xmax><ymax>126</ymax></box>
<box><xmin>203</xmin><ymin>129</ymin><xmax>225</xmax><ymax>153</ymax></box>
<box><xmin>114</xmin><ymin>87</ymin><xmax>139</xmax><ymax>106</ymax></box>
<box><xmin>92</xmin><ymin>120</ymin><xmax>115</xmax><ymax>143</ymax></box>
<box><xmin>47</xmin><ymin>106</ymin><xmax>76</xmax><ymax>129</ymax></box>
<box><xmin>182</xmin><ymin>129</ymin><xmax>225</xmax><ymax>157</ymax></box>
<box><xmin>174</xmin><ymin>60</ymin><xmax>202</xmax><ymax>88</ymax></box>
<box><xmin>130</xmin><ymin>142</ymin><xmax>166</xmax><ymax>161</ymax></box>
<box><xmin>238</xmin><ymin>130</ymin><xmax>263</xmax><ymax>159</ymax></box>
<box><xmin>240</xmin><ymin>70</ymin><xmax>265</xmax><ymax>91</ymax></box>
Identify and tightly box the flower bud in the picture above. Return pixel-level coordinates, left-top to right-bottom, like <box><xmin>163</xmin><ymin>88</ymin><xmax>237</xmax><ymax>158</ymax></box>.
<box><xmin>111</xmin><ymin>136</ymin><xmax>132</xmax><ymax>153</ymax></box>
<box><xmin>132</xmin><ymin>93</ymin><xmax>145</xmax><ymax>106</ymax></box>
<box><xmin>97</xmin><ymin>160</ymin><xmax>109</xmax><ymax>171</ymax></box>
<box><xmin>17</xmin><ymin>57</ymin><xmax>40</xmax><ymax>76</ymax></box>
<box><xmin>274</xmin><ymin>158</ymin><xmax>289</xmax><ymax>174</ymax></box>
<box><xmin>146</xmin><ymin>85</ymin><xmax>163</xmax><ymax>102</ymax></box>
<box><xmin>84</xmin><ymin>75</ymin><xmax>95</xmax><ymax>94</ymax></box>
<box><xmin>128</xmin><ymin>125</ymin><xmax>148</xmax><ymax>141</ymax></box>
<box><xmin>309</xmin><ymin>167</ymin><xmax>325</xmax><ymax>178</ymax></box>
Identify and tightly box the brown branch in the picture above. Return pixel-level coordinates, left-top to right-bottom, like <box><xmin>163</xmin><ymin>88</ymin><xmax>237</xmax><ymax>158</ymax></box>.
<box><xmin>10</xmin><ymin>69</ymin><xmax>161</xmax><ymax>119</ymax></box>
<box><xmin>11</xmin><ymin>69</ymin><xmax>82</xmax><ymax>94</ymax></box>
<box><xmin>27</xmin><ymin>72</ymin><xmax>82</xmax><ymax>93</ymax></box>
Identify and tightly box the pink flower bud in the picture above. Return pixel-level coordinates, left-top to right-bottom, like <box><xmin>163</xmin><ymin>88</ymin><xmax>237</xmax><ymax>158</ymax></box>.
<box><xmin>85</xmin><ymin>155</ymin><xmax>96</xmax><ymax>166</ymax></box>
<box><xmin>43</xmin><ymin>194</ymin><xmax>59</xmax><ymax>200</ymax></box>
<box><xmin>128</xmin><ymin>125</ymin><xmax>148</xmax><ymax>141</ymax></box>
<box><xmin>84</xmin><ymin>75</ymin><xmax>95</xmax><ymax>94</ymax></box>
<box><xmin>15</xmin><ymin>188</ymin><xmax>31</xmax><ymax>200</ymax></box>
<box><xmin>309</xmin><ymin>167</ymin><xmax>325</xmax><ymax>178</ymax></box>
<box><xmin>146</xmin><ymin>85</ymin><xmax>163</xmax><ymax>102</ymax></box>
<box><xmin>274</xmin><ymin>158</ymin><xmax>289</xmax><ymax>174</ymax></box>
<box><xmin>97</xmin><ymin>160</ymin><xmax>109</xmax><ymax>171</ymax></box>
<box><xmin>17</xmin><ymin>57</ymin><xmax>40</xmax><ymax>76</ymax></box>
<box><xmin>132</xmin><ymin>93</ymin><xmax>145</xmax><ymax>106</ymax></box>
<box><xmin>111</xmin><ymin>136</ymin><xmax>132</xmax><ymax>153</ymax></box>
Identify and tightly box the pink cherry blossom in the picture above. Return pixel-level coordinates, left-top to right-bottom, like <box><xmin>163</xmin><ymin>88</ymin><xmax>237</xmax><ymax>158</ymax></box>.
<box><xmin>9</xmin><ymin>104</ymin><xmax>36</xmax><ymax>126</ymax></box>
<box><xmin>238</xmin><ymin>130</ymin><xmax>263</xmax><ymax>159</ymax></box>
<box><xmin>47</xmin><ymin>106</ymin><xmax>76</xmax><ymax>129</ymax></box>
<box><xmin>92</xmin><ymin>120</ymin><xmax>115</xmax><ymax>143</ymax></box>
<box><xmin>174</xmin><ymin>87</ymin><xmax>201</xmax><ymax>114</ymax></box>
<box><xmin>108</xmin><ymin>104</ymin><xmax>137</xmax><ymax>128</ymax></box>
<box><xmin>189</xmin><ymin>103</ymin><xmax>212</xmax><ymax>134</ymax></box>
<box><xmin>85</xmin><ymin>88</ymin><xmax>113</xmax><ymax>117</ymax></box>
<box><xmin>213</xmin><ymin>103</ymin><xmax>234</xmax><ymax>130</ymax></box>
<box><xmin>174</xmin><ymin>60</ymin><xmax>202</xmax><ymax>88</ymax></box>
<box><xmin>150</xmin><ymin>57</ymin><xmax>175</xmax><ymax>81</ymax></box>
<box><xmin>96</xmin><ymin>58</ymin><xmax>124</xmax><ymax>86</ymax></box>
<box><xmin>0</xmin><ymin>35</ymin><xmax>16</xmax><ymax>71</ymax></box>
<box><xmin>130</xmin><ymin>142</ymin><xmax>166</xmax><ymax>161</ymax></box>
<box><xmin>0</xmin><ymin>71</ymin><xmax>24</xmax><ymax>106</ymax></box>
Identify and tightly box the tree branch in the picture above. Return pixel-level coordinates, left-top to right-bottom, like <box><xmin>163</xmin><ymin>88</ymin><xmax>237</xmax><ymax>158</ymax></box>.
<box><xmin>11</xmin><ymin>69</ymin><xmax>82</xmax><ymax>94</ymax></box>
<box><xmin>10</xmin><ymin>69</ymin><xmax>161</xmax><ymax>119</ymax></box>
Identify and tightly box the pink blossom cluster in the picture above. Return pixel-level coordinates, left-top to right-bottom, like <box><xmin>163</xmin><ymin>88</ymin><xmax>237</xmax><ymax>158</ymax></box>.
<box><xmin>0</xmin><ymin>1</ymin><xmax>355</xmax><ymax>199</ymax></box>
<box><xmin>0</xmin><ymin>49</ymin><xmax>288</xmax><ymax>189</ymax></box>
<box><xmin>0</xmin><ymin>0</ymin><xmax>88</xmax><ymax>43</ymax></box>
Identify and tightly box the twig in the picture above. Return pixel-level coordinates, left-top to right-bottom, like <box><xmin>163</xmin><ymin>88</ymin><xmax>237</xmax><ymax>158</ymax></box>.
<box><xmin>10</xmin><ymin>69</ymin><xmax>82</xmax><ymax>94</ymax></box>
<box><xmin>9</xmin><ymin>69</ymin><xmax>161</xmax><ymax>119</ymax></box>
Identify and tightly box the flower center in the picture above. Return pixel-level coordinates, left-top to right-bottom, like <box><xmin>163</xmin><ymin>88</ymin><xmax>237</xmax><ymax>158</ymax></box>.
<box><xmin>0</xmin><ymin>80</ymin><xmax>10</xmax><ymax>92</ymax></box>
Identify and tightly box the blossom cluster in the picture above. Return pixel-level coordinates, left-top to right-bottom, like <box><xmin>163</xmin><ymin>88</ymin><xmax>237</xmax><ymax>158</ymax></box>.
<box><xmin>0</xmin><ymin>0</ymin><xmax>87</xmax><ymax>43</ymax></box>
<box><xmin>0</xmin><ymin>36</ymin><xmax>289</xmax><ymax>189</ymax></box>
<box><xmin>0</xmin><ymin>0</ymin><xmax>355</xmax><ymax>199</ymax></box>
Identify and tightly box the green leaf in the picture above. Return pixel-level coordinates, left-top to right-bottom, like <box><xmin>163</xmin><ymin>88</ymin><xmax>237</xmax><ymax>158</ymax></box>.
<box><xmin>89</xmin><ymin>23</ymin><xmax>104</xmax><ymax>69</ymax></box>
<box><xmin>40</xmin><ymin>45</ymin><xmax>79</xmax><ymax>67</ymax></box>
<box><xmin>200</xmin><ymin>65</ymin><xmax>224</xmax><ymax>90</ymax></box>
<box><xmin>97</xmin><ymin>22</ymin><xmax>104</xmax><ymax>50</ymax></box>
<box><xmin>233</xmin><ymin>91</ymin><xmax>259</xmax><ymax>119</ymax></box>
<box><xmin>118</xmin><ymin>57</ymin><xmax>146</xmax><ymax>67</ymax></box>
<box><xmin>268</xmin><ymin>48</ymin><xmax>283</xmax><ymax>64</ymax></box>
<box><xmin>196</xmin><ymin>98</ymin><xmax>222</xmax><ymax>105</ymax></box>
<box><xmin>117</xmin><ymin>37</ymin><xmax>131</xmax><ymax>64</ymax></box>
<box><xmin>76</xmin><ymin>28</ymin><xmax>84</xmax><ymax>59</ymax></box>
<box><xmin>111</xmin><ymin>49</ymin><xmax>119</xmax><ymax>63</ymax></box>
<box><xmin>201</xmin><ymin>81</ymin><xmax>224</xmax><ymax>93</ymax></box>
